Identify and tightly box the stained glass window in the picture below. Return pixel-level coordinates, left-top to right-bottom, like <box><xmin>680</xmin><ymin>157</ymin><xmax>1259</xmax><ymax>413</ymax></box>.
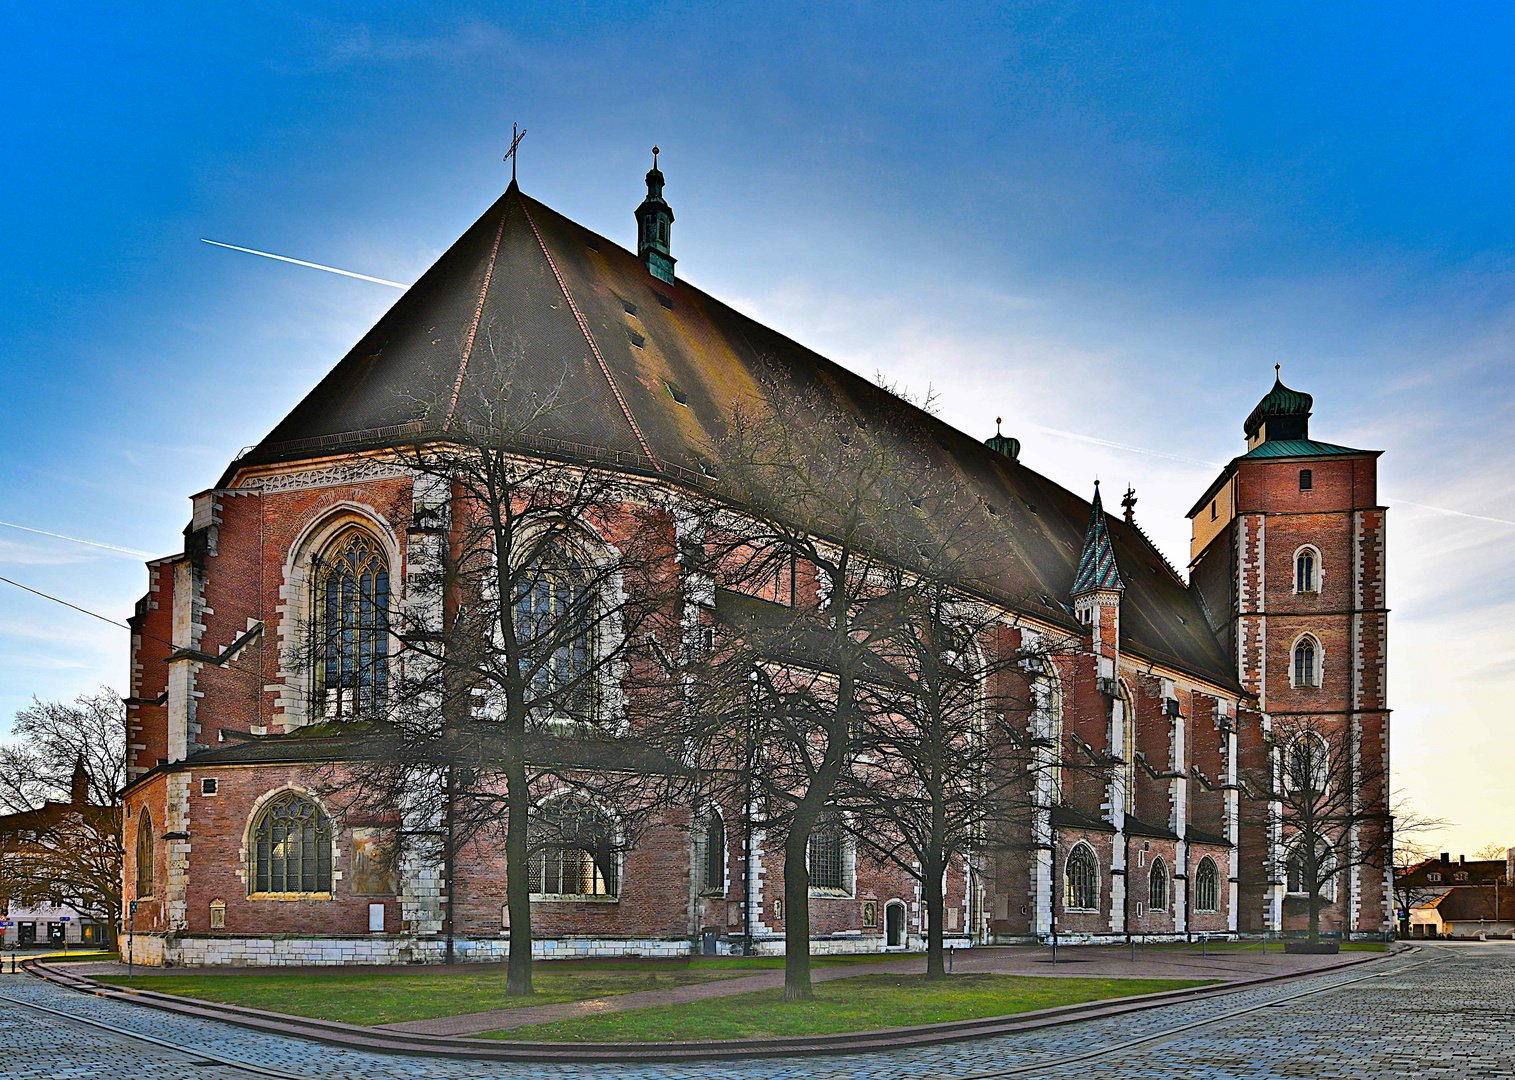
<box><xmin>1065</xmin><ymin>845</ymin><xmax>1099</xmax><ymax>910</ymax></box>
<box><xmin>513</xmin><ymin>543</ymin><xmax>595</xmax><ymax>719</ymax></box>
<box><xmin>528</xmin><ymin>796</ymin><xmax>618</xmax><ymax>897</ymax></box>
<box><xmin>135</xmin><ymin>810</ymin><xmax>154</xmax><ymax>897</ymax></box>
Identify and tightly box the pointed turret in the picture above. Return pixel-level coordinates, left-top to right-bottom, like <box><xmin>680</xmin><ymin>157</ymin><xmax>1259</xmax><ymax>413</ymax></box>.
<box><xmin>70</xmin><ymin>754</ymin><xmax>88</xmax><ymax>805</ymax></box>
<box><xmin>635</xmin><ymin>146</ymin><xmax>676</xmax><ymax>284</ymax></box>
<box><xmin>1072</xmin><ymin>483</ymin><xmax>1124</xmax><ymax>597</ymax></box>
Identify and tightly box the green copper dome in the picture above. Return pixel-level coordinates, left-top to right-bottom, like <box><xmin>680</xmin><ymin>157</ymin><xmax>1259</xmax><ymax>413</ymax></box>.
<box><xmin>1243</xmin><ymin>373</ymin><xmax>1312</xmax><ymax>442</ymax></box>
<box><xmin>984</xmin><ymin>419</ymin><xmax>1020</xmax><ymax>461</ymax></box>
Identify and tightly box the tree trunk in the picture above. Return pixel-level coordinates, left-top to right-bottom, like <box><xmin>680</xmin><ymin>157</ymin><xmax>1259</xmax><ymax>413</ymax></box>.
<box><xmin>1307</xmin><ymin>886</ymin><xmax>1321</xmax><ymax>944</ymax></box>
<box><xmin>783</xmin><ymin>825</ymin><xmax>814</xmax><ymax>1001</ymax></box>
<box><xmin>504</xmin><ymin>746</ymin><xmax>534</xmax><ymax>996</ymax></box>
<box><xmin>923</xmin><ymin>853</ymin><xmax>946</xmax><ymax>979</ymax></box>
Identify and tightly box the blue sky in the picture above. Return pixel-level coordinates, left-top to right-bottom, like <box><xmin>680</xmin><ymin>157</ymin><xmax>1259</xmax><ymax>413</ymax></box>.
<box><xmin>4</xmin><ymin>2</ymin><xmax>1512</xmax><ymax>854</ymax></box>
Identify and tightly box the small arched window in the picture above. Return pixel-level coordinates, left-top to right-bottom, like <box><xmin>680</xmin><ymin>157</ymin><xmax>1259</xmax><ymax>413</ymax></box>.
<box><xmin>1148</xmin><ymin>857</ymin><xmax>1168</xmax><ymax>911</ymax></box>
<box><xmin>808</xmin><ymin>813</ymin><xmax>848</xmax><ymax>893</ymax></box>
<box><xmin>250</xmin><ymin>791</ymin><xmax>333</xmax><ymax>895</ymax></box>
<box><xmin>1295</xmin><ymin>550</ymin><xmax>1317</xmax><ymax>593</ymax></box>
<box><xmin>1293</xmin><ymin>636</ymin><xmax>1319</xmax><ymax>687</ymax></box>
<box><xmin>701</xmin><ymin>812</ymin><xmax>726</xmax><ymax>892</ymax></box>
<box><xmin>529</xmin><ymin>795</ymin><xmax>618</xmax><ymax>897</ymax></box>
<box><xmin>1065</xmin><ymin>845</ymin><xmax>1099</xmax><ymax>910</ymax></box>
<box><xmin>1195</xmin><ymin>857</ymin><xmax>1220</xmax><ymax>913</ymax></box>
<box><xmin>513</xmin><ymin>541</ymin><xmax>597</xmax><ymax>720</ymax></box>
<box><xmin>1287</xmin><ymin>732</ymin><xmax>1330</xmax><ymax>794</ymax></box>
<box><xmin>135</xmin><ymin>810</ymin><xmax>154</xmax><ymax>898</ymax></box>
<box><xmin>316</xmin><ymin>530</ymin><xmax>389</xmax><ymax>719</ymax></box>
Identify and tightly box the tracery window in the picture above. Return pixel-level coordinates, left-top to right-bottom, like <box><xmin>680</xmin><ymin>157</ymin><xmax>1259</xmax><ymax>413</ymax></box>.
<box><xmin>808</xmin><ymin>813</ymin><xmax>848</xmax><ymax>893</ymax></box>
<box><xmin>1295</xmin><ymin>550</ymin><xmax>1317</xmax><ymax>593</ymax></box>
<box><xmin>250</xmin><ymin>791</ymin><xmax>333</xmax><ymax>894</ymax></box>
<box><xmin>529</xmin><ymin>796</ymin><xmax>618</xmax><ymax>898</ymax></box>
<box><xmin>513</xmin><ymin>542</ymin><xmax>596</xmax><ymax>720</ymax></box>
<box><xmin>1148</xmin><ymin>857</ymin><xmax>1168</xmax><ymax>912</ymax></box>
<box><xmin>1293</xmin><ymin>636</ymin><xmax>1319</xmax><ymax>687</ymax></box>
<box><xmin>135</xmin><ymin>810</ymin><xmax>154</xmax><ymax>897</ymax></box>
<box><xmin>316</xmin><ymin>530</ymin><xmax>389</xmax><ymax>718</ymax></box>
<box><xmin>1195</xmin><ymin>857</ymin><xmax>1220</xmax><ymax>913</ymax></box>
<box><xmin>1065</xmin><ymin>844</ymin><xmax>1099</xmax><ymax>911</ymax></box>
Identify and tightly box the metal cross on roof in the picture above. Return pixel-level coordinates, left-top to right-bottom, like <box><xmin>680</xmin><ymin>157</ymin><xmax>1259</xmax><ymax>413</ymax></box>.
<box><xmin>503</xmin><ymin>123</ymin><xmax>527</xmax><ymax>183</ymax></box>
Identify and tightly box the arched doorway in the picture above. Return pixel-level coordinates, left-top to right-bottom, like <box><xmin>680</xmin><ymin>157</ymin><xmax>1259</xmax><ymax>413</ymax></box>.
<box><xmin>885</xmin><ymin>901</ymin><xmax>905</xmax><ymax>948</ymax></box>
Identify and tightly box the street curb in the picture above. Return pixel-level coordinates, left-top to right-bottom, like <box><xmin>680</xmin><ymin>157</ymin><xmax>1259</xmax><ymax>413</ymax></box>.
<box><xmin>24</xmin><ymin>947</ymin><xmax>1410</xmax><ymax>1063</ymax></box>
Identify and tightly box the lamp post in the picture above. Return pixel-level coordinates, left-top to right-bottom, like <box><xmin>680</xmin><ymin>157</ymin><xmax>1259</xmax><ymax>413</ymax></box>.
<box><xmin>127</xmin><ymin>900</ymin><xmax>136</xmax><ymax>980</ymax></box>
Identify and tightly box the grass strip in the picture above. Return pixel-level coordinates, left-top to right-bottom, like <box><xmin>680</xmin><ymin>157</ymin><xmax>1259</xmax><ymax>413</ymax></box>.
<box><xmin>95</xmin><ymin>966</ymin><xmax>752</xmax><ymax>1026</ymax></box>
<box><xmin>484</xmin><ymin>972</ymin><xmax>1216</xmax><ymax>1041</ymax></box>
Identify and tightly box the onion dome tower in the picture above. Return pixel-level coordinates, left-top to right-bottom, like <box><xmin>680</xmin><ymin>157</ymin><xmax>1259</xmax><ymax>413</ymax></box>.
<box><xmin>635</xmin><ymin>147</ymin><xmax>676</xmax><ymax>284</ymax></box>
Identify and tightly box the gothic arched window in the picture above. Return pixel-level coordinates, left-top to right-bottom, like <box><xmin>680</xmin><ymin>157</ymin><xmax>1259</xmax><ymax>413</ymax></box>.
<box><xmin>1295</xmin><ymin>549</ymin><xmax>1318</xmax><ymax>593</ymax></box>
<box><xmin>135</xmin><ymin>810</ymin><xmax>154</xmax><ymax>898</ymax></box>
<box><xmin>1287</xmin><ymin>732</ymin><xmax>1330</xmax><ymax>794</ymax></box>
<box><xmin>250</xmin><ymin>791</ymin><xmax>333</xmax><ymax>895</ymax></box>
<box><xmin>1286</xmin><ymin>841</ymin><xmax>1336</xmax><ymax>902</ymax></box>
<box><xmin>1293</xmin><ymin>636</ymin><xmax>1318</xmax><ymax>687</ymax></box>
<box><xmin>701</xmin><ymin>812</ymin><xmax>726</xmax><ymax>892</ymax></box>
<box><xmin>1065</xmin><ymin>844</ymin><xmax>1099</xmax><ymax>910</ymax></box>
<box><xmin>1148</xmin><ymin>857</ymin><xmax>1168</xmax><ymax>911</ymax></box>
<box><xmin>1195</xmin><ymin>857</ymin><xmax>1220</xmax><ymax>913</ymax></box>
<box><xmin>513</xmin><ymin>542</ymin><xmax>596</xmax><ymax>719</ymax></box>
<box><xmin>529</xmin><ymin>795</ymin><xmax>619</xmax><ymax>897</ymax></box>
<box><xmin>316</xmin><ymin>530</ymin><xmax>389</xmax><ymax>718</ymax></box>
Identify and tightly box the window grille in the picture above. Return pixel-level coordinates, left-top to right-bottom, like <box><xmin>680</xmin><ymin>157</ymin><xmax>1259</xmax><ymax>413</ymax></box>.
<box><xmin>528</xmin><ymin>797</ymin><xmax>618</xmax><ymax>897</ymax></box>
<box><xmin>251</xmin><ymin>792</ymin><xmax>332</xmax><ymax>894</ymax></box>
<box><xmin>1195</xmin><ymin>857</ymin><xmax>1220</xmax><ymax>912</ymax></box>
<box><xmin>513</xmin><ymin>543</ymin><xmax>596</xmax><ymax>719</ymax></box>
<box><xmin>135</xmin><ymin>810</ymin><xmax>154</xmax><ymax>897</ymax></box>
<box><xmin>316</xmin><ymin>531</ymin><xmax>389</xmax><ymax>718</ymax></box>
<box><xmin>1065</xmin><ymin>846</ymin><xmax>1099</xmax><ymax>910</ymax></box>
<box><xmin>1294</xmin><ymin>638</ymin><xmax>1317</xmax><ymax>686</ymax></box>
<box><xmin>1148</xmin><ymin>858</ymin><xmax>1168</xmax><ymax>911</ymax></box>
<box><xmin>809</xmin><ymin>814</ymin><xmax>847</xmax><ymax>892</ymax></box>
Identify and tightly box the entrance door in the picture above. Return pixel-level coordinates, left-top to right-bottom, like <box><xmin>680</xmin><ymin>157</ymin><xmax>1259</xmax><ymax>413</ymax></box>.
<box><xmin>18</xmin><ymin>923</ymin><xmax>35</xmax><ymax>944</ymax></box>
<box><xmin>886</xmin><ymin>903</ymin><xmax>904</xmax><ymax>947</ymax></box>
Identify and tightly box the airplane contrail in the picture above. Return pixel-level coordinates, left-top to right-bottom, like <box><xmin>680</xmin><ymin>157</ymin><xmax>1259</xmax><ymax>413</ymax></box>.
<box><xmin>201</xmin><ymin>239</ymin><xmax>409</xmax><ymax>289</ymax></box>
<box><xmin>0</xmin><ymin>519</ymin><xmax>156</xmax><ymax>558</ymax></box>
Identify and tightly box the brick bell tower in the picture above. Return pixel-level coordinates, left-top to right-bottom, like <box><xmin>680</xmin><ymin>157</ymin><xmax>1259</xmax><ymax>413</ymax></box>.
<box><xmin>1187</xmin><ymin>369</ymin><xmax>1389</xmax><ymax>938</ymax></box>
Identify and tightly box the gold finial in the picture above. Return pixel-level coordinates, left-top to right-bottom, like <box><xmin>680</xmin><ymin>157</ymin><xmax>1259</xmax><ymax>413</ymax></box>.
<box><xmin>653</xmin><ymin>145</ymin><xmax>660</xmax><ymax>168</ymax></box>
<box><xmin>996</xmin><ymin>416</ymin><xmax>1003</xmax><ymax>434</ymax></box>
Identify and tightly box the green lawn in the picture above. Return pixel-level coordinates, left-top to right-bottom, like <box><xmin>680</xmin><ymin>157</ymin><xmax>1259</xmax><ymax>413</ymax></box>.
<box><xmin>484</xmin><ymin>972</ymin><xmax>1216</xmax><ymax>1041</ymax></box>
<box><xmin>95</xmin><ymin>964</ymin><xmax>756</xmax><ymax>1026</ymax></box>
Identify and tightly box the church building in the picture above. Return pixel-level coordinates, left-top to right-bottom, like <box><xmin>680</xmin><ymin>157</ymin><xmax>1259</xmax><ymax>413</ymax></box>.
<box><xmin>119</xmin><ymin>161</ymin><xmax>1390</xmax><ymax>965</ymax></box>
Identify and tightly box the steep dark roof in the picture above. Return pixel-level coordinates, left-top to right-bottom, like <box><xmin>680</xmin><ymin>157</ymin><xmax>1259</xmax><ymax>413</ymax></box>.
<box><xmin>224</xmin><ymin>184</ymin><xmax>1235</xmax><ymax>690</ymax></box>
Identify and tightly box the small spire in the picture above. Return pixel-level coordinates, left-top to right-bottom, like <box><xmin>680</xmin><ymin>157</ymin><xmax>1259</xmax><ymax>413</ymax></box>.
<box><xmin>1121</xmin><ymin>485</ymin><xmax>1137</xmax><ymax>523</ymax></box>
<box><xmin>503</xmin><ymin>123</ymin><xmax>527</xmax><ymax>187</ymax></box>
<box><xmin>653</xmin><ymin>145</ymin><xmax>660</xmax><ymax>169</ymax></box>
<box><xmin>996</xmin><ymin>416</ymin><xmax>1003</xmax><ymax>434</ymax></box>
<box><xmin>70</xmin><ymin>754</ymin><xmax>88</xmax><ymax>805</ymax></box>
<box><xmin>1072</xmin><ymin>483</ymin><xmax>1124</xmax><ymax>596</ymax></box>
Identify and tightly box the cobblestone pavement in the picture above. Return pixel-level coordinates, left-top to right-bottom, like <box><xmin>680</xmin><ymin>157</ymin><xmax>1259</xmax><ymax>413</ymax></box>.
<box><xmin>0</xmin><ymin>943</ymin><xmax>1506</xmax><ymax>1079</ymax></box>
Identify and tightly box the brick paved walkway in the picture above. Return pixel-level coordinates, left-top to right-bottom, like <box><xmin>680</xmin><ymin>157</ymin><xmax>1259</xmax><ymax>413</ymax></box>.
<box><xmin>0</xmin><ymin>942</ymin><xmax>1508</xmax><ymax>1078</ymax></box>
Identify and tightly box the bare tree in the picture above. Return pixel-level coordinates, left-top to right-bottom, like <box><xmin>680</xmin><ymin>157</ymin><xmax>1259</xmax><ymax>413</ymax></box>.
<box><xmin>1241</xmin><ymin>716</ymin><xmax>1395</xmax><ymax>943</ymax></box>
<box><xmin>0</xmin><ymin>688</ymin><xmax>126</xmax><ymax>943</ymax></box>
<box><xmin>313</xmin><ymin>363</ymin><xmax>682</xmax><ymax>997</ymax></box>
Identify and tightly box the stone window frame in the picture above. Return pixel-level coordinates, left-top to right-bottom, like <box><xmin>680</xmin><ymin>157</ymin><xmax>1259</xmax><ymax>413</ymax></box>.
<box><xmin>1064</xmin><ymin>843</ymin><xmax>1101</xmax><ymax>912</ymax></box>
<box><xmin>278</xmin><ymin>503</ymin><xmax>403</xmax><ymax>731</ymax></box>
<box><xmin>1289</xmin><ymin>633</ymin><xmax>1324</xmax><ymax>688</ymax></box>
<box><xmin>1284</xmin><ymin>839</ymin><xmax>1337</xmax><ymax>902</ymax></box>
<box><xmin>1284</xmin><ymin>731</ymin><xmax>1331</xmax><ymax>795</ymax></box>
<box><xmin>242</xmin><ymin>786</ymin><xmax>339</xmax><ymax>900</ymax></box>
<box><xmin>1293</xmin><ymin>544</ymin><xmax>1323</xmax><ymax>595</ymax></box>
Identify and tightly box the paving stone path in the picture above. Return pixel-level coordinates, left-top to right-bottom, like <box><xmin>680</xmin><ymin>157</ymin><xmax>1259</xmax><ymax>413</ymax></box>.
<box><xmin>0</xmin><ymin>942</ymin><xmax>1507</xmax><ymax>1079</ymax></box>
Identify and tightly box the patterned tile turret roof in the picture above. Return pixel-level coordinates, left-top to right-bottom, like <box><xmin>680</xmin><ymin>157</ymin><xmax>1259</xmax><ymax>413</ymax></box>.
<box><xmin>1071</xmin><ymin>484</ymin><xmax>1124</xmax><ymax>596</ymax></box>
